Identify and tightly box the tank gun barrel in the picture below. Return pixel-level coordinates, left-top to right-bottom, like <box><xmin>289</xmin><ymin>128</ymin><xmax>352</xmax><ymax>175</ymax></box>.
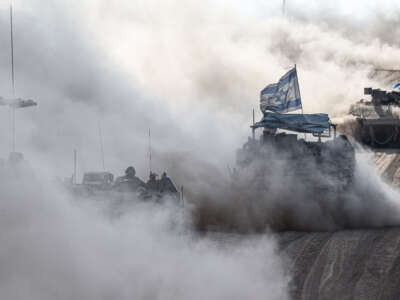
<box><xmin>374</xmin><ymin>68</ymin><xmax>400</xmax><ymax>73</ymax></box>
<box><xmin>364</xmin><ymin>87</ymin><xmax>400</xmax><ymax>106</ymax></box>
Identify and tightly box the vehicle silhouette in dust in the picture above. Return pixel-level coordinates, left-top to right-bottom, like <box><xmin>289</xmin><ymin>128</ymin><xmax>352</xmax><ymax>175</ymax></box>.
<box><xmin>69</xmin><ymin>166</ymin><xmax>180</xmax><ymax>204</ymax></box>
<box><xmin>236</xmin><ymin>113</ymin><xmax>355</xmax><ymax>194</ymax></box>
<box><xmin>349</xmin><ymin>87</ymin><xmax>400</xmax><ymax>148</ymax></box>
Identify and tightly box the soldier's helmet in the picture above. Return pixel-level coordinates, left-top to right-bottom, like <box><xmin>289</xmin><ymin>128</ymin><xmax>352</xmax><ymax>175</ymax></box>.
<box><xmin>125</xmin><ymin>166</ymin><xmax>136</xmax><ymax>178</ymax></box>
<box><xmin>149</xmin><ymin>172</ymin><xmax>157</xmax><ymax>181</ymax></box>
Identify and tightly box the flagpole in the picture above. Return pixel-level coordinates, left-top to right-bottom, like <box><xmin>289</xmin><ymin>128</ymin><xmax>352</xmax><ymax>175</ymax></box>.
<box><xmin>97</xmin><ymin>120</ymin><xmax>105</xmax><ymax>171</ymax></box>
<box><xmin>294</xmin><ymin>64</ymin><xmax>304</xmax><ymax>115</ymax></box>
<box><xmin>295</xmin><ymin>64</ymin><xmax>307</xmax><ymax>140</ymax></box>
<box><xmin>148</xmin><ymin>128</ymin><xmax>152</xmax><ymax>175</ymax></box>
<box><xmin>73</xmin><ymin>149</ymin><xmax>77</xmax><ymax>184</ymax></box>
<box><xmin>252</xmin><ymin>108</ymin><xmax>255</xmax><ymax>140</ymax></box>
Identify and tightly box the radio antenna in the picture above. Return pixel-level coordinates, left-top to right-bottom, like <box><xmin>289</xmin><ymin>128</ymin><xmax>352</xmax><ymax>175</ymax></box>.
<box><xmin>10</xmin><ymin>5</ymin><xmax>15</xmax><ymax>94</ymax></box>
<box><xmin>97</xmin><ymin>120</ymin><xmax>105</xmax><ymax>171</ymax></box>
<box><xmin>73</xmin><ymin>149</ymin><xmax>77</xmax><ymax>184</ymax></box>
<box><xmin>252</xmin><ymin>108</ymin><xmax>255</xmax><ymax>140</ymax></box>
<box><xmin>148</xmin><ymin>128</ymin><xmax>152</xmax><ymax>174</ymax></box>
<box><xmin>10</xmin><ymin>4</ymin><xmax>16</xmax><ymax>152</ymax></box>
<box><xmin>282</xmin><ymin>0</ymin><xmax>286</xmax><ymax>16</ymax></box>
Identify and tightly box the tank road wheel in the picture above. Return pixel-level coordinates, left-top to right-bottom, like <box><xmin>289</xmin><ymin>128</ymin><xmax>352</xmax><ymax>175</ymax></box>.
<box><xmin>358</xmin><ymin>125</ymin><xmax>371</xmax><ymax>146</ymax></box>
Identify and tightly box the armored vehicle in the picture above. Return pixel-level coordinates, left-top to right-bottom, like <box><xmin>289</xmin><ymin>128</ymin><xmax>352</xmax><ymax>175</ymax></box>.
<box><xmin>69</xmin><ymin>166</ymin><xmax>180</xmax><ymax>204</ymax></box>
<box><xmin>196</xmin><ymin>67</ymin><xmax>356</xmax><ymax>233</ymax></box>
<box><xmin>349</xmin><ymin>87</ymin><xmax>400</xmax><ymax>148</ymax></box>
<box><xmin>237</xmin><ymin>113</ymin><xmax>355</xmax><ymax>193</ymax></box>
<box><xmin>238</xmin><ymin>66</ymin><xmax>355</xmax><ymax>193</ymax></box>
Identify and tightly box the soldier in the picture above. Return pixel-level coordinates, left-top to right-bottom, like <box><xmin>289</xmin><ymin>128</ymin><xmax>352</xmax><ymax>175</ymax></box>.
<box><xmin>159</xmin><ymin>171</ymin><xmax>178</xmax><ymax>193</ymax></box>
<box><xmin>125</xmin><ymin>166</ymin><xmax>146</xmax><ymax>188</ymax></box>
<box><xmin>125</xmin><ymin>166</ymin><xmax>135</xmax><ymax>179</ymax></box>
<box><xmin>146</xmin><ymin>172</ymin><xmax>159</xmax><ymax>191</ymax></box>
<box><xmin>114</xmin><ymin>166</ymin><xmax>146</xmax><ymax>192</ymax></box>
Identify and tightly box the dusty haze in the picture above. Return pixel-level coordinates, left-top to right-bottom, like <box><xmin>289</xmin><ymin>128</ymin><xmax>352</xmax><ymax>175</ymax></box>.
<box><xmin>1</xmin><ymin>0</ymin><xmax>400</xmax><ymax>176</ymax></box>
<box><xmin>1</xmin><ymin>1</ymin><xmax>400</xmax><ymax>299</ymax></box>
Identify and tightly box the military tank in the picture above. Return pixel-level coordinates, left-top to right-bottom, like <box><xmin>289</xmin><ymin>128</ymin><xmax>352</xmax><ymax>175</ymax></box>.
<box><xmin>236</xmin><ymin>113</ymin><xmax>355</xmax><ymax>194</ymax></box>
<box><xmin>195</xmin><ymin>113</ymin><xmax>355</xmax><ymax>233</ymax></box>
<box><xmin>349</xmin><ymin>87</ymin><xmax>400</xmax><ymax>148</ymax></box>
<box><xmin>237</xmin><ymin>67</ymin><xmax>355</xmax><ymax>194</ymax></box>
<box><xmin>195</xmin><ymin>67</ymin><xmax>357</xmax><ymax>233</ymax></box>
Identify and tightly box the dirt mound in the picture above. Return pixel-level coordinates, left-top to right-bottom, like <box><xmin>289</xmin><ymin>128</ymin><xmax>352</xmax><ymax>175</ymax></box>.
<box><xmin>279</xmin><ymin>228</ymin><xmax>400</xmax><ymax>300</ymax></box>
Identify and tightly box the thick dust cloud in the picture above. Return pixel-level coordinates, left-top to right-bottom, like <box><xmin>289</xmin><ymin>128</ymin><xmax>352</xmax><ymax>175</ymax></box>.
<box><xmin>189</xmin><ymin>142</ymin><xmax>400</xmax><ymax>232</ymax></box>
<box><xmin>1</xmin><ymin>1</ymin><xmax>400</xmax><ymax>175</ymax></box>
<box><xmin>0</xmin><ymin>166</ymin><xmax>289</xmax><ymax>300</ymax></box>
<box><xmin>1</xmin><ymin>1</ymin><xmax>400</xmax><ymax>298</ymax></box>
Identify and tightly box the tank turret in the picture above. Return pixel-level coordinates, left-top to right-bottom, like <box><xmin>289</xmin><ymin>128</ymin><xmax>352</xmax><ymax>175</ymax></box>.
<box><xmin>349</xmin><ymin>86</ymin><xmax>400</xmax><ymax>148</ymax></box>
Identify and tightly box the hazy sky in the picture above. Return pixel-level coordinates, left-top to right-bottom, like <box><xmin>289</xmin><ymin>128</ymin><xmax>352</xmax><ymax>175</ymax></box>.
<box><xmin>0</xmin><ymin>0</ymin><xmax>399</xmax><ymax>177</ymax></box>
<box><xmin>219</xmin><ymin>0</ymin><xmax>400</xmax><ymax>20</ymax></box>
<box><xmin>285</xmin><ymin>0</ymin><xmax>399</xmax><ymax>16</ymax></box>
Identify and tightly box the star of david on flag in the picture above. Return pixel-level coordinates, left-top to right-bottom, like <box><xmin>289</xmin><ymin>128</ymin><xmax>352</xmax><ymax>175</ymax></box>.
<box><xmin>260</xmin><ymin>67</ymin><xmax>302</xmax><ymax>113</ymax></box>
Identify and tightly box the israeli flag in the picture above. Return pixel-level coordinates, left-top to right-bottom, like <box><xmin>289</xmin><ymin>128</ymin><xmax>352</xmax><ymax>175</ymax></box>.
<box><xmin>393</xmin><ymin>83</ymin><xmax>400</xmax><ymax>92</ymax></box>
<box><xmin>260</xmin><ymin>67</ymin><xmax>302</xmax><ymax>113</ymax></box>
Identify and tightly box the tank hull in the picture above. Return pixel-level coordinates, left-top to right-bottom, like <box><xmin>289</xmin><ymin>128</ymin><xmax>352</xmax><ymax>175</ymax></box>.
<box><xmin>236</xmin><ymin>132</ymin><xmax>355</xmax><ymax>194</ymax></box>
<box><xmin>354</xmin><ymin>118</ymin><xmax>400</xmax><ymax>148</ymax></box>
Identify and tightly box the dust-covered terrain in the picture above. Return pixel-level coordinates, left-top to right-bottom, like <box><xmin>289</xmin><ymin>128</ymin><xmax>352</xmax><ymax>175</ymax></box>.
<box><xmin>374</xmin><ymin>151</ymin><xmax>400</xmax><ymax>186</ymax></box>
<box><xmin>279</xmin><ymin>228</ymin><xmax>400</xmax><ymax>300</ymax></box>
<box><xmin>272</xmin><ymin>151</ymin><xmax>400</xmax><ymax>300</ymax></box>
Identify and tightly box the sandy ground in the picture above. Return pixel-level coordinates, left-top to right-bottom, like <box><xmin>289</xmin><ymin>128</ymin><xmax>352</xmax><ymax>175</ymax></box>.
<box><xmin>374</xmin><ymin>151</ymin><xmax>400</xmax><ymax>187</ymax></box>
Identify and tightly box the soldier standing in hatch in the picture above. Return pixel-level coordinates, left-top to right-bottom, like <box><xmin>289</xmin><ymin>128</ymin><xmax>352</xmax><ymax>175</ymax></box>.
<box><xmin>146</xmin><ymin>172</ymin><xmax>159</xmax><ymax>191</ymax></box>
<box><xmin>159</xmin><ymin>172</ymin><xmax>178</xmax><ymax>193</ymax></box>
<box><xmin>114</xmin><ymin>166</ymin><xmax>146</xmax><ymax>192</ymax></box>
<box><xmin>125</xmin><ymin>166</ymin><xmax>146</xmax><ymax>188</ymax></box>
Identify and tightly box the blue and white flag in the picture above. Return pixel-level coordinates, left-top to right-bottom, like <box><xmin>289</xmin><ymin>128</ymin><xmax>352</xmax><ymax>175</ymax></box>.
<box><xmin>253</xmin><ymin>112</ymin><xmax>330</xmax><ymax>134</ymax></box>
<box><xmin>260</xmin><ymin>67</ymin><xmax>302</xmax><ymax>113</ymax></box>
<box><xmin>393</xmin><ymin>83</ymin><xmax>400</xmax><ymax>92</ymax></box>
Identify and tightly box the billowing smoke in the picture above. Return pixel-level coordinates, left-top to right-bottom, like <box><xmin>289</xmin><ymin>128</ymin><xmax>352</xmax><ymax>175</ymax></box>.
<box><xmin>189</xmin><ymin>141</ymin><xmax>400</xmax><ymax>232</ymax></box>
<box><xmin>1</xmin><ymin>0</ymin><xmax>400</xmax><ymax>298</ymax></box>
<box><xmin>1</xmin><ymin>1</ymin><xmax>400</xmax><ymax>173</ymax></box>
<box><xmin>0</xmin><ymin>166</ymin><xmax>289</xmax><ymax>300</ymax></box>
